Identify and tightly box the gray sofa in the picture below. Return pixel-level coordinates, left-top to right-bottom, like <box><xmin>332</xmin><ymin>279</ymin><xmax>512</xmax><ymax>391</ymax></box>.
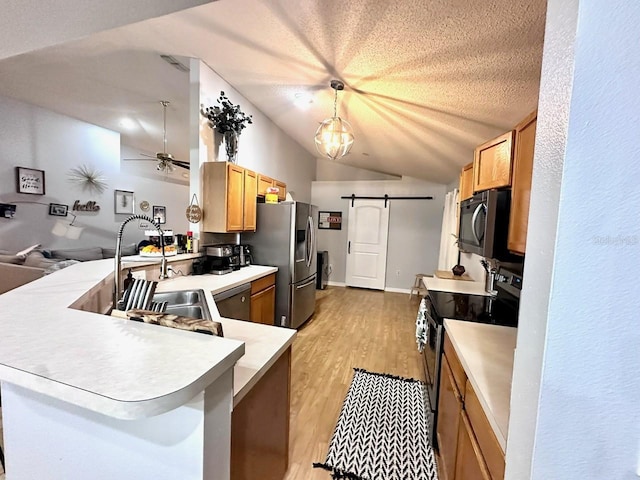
<box><xmin>0</xmin><ymin>245</ymin><xmax>137</xmax><ymax>294</ymax></box>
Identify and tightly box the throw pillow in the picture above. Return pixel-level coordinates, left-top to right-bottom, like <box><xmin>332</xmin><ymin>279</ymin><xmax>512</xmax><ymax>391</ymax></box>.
<box><xmin>24</xmin><ymin>250</ymin><xmax>60</xmax><ymax>269</ymax></box>
<box><xmin>16</xmin><ymin>244</ymin><xmax>42</xmax><ymax>257</ymax></box>
<box><xmin>44</xmin><ymin>259</ymin><xmax>81</xmax><ymax>275</ymax></box>
<box><xmin>0</xmin><ymin>254</ymin><xmax>26</xmax><ymax>265</ymax></box>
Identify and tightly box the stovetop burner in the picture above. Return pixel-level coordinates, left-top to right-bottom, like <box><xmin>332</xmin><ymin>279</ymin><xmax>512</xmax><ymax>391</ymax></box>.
<box><xmin>427</xmin><ymin>290</ymin><xmax>517</xmax><ymax>327</ymax></box>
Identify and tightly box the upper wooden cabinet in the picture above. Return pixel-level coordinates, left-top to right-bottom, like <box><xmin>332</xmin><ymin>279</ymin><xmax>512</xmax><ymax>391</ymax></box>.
<box><xmin>257</xmin><ymin>174</ymin><xmax>287</xmax><ymax>201</ymax></box>
<box><xmin>459</xmin><ymin>163</ymin><xmax>474</xmax><ymax>201</ymax></box>
<box><xmin>473</xmin><ymin>131</ymin><xmax>515</xmax><ymax>192</ymax></box>
<box><xmin>508</xmin><ymin>111</ymin><xmax>537</xmax><ymax>255</ymax></box>
<box><xmin>202</xmin><ymin>162</ymin><xmax>257</xmax><ymax>233</ymax></box>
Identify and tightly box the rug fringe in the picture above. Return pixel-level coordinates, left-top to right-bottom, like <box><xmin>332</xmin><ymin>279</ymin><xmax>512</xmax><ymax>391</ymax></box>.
<box><xmin>353</xmin><ymin>367</ymin><xmax>425</xmax><ymax>384</ymax></box>
<box><xmin>313</xmin><ymin>462</ymin><xmax>367</xmax><ymax>480</ymax></box>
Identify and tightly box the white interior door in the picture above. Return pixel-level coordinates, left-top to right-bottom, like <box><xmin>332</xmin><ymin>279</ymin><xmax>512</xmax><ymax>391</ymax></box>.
<box><xmin>345</xmin><ymin>199</ymin><xmax>390</xmax><ymax>290</ymax></box>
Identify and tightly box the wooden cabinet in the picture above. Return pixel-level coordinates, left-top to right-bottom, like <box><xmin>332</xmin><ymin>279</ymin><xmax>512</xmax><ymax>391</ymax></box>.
<box><xmin>250</xmin><ymin>273</ymin><xmax>276</xmax><ymax>325</ymax></box>
<box><xmin>454</xmin><ymin>411</ymin><xmax>492</xmax><ymax>480</ymax></box>
<box><xmin>202</xmin><ymin>162</ymin><xmax>257</xmax><ymax>233</ymax></box>
<box><xmin>438</xmin><ymin>332</ymin><xmax>505</xmax><ymax>480</ymax></box>
<box><xmin>459</xmin><ymin>163</ymin><xmax>474</xmax><ymax>201</ymax></box>
<box><xmin>437</xmin><ymin>357</ymin><xmax>463</xmax><ymax>480</ymax></box>
<box><xmin>473</xmin><ymin>131</ymin><xmax>515</xmax><ymax>192</ymax></box>
<box><xmin>508</xmin><ymin>111</ymin><xmax>537</xmax><ymax>255</ymax></box>
<box><xmin>257</xmin><ymin>174</ymin><xmax>287</xmax><ymax>201</ymax></box>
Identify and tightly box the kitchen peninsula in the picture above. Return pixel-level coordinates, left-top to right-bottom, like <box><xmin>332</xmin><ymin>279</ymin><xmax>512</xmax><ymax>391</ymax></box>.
<box><xmin>0</xmin><ymin>255</ymin><xmax>294</xmax><ymax>480</ymax></box>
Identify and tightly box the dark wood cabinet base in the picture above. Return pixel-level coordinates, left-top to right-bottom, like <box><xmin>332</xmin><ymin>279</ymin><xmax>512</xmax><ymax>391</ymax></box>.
<box><xmin>231</xmin><ymin>348</ymin><xmax>291</xmax><ymax>480</ymax></box>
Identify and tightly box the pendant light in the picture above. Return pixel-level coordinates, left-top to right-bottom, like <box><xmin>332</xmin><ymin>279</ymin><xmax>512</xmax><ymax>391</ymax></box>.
<box><xmin>314</xmin><ymin>80</ymin><xmax>354</xmax><ymax>160</ymax></box>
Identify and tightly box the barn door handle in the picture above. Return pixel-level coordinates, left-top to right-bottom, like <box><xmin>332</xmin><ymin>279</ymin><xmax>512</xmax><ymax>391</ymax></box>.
<box><xmin>348</xmin><ymin>241</ymin><xmax>351</xmax><ymax>254</ymax></box>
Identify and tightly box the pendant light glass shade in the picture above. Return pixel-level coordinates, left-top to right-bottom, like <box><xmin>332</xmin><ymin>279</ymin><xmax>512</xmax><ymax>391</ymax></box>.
<box><xmin>314</xmin><ymin>80</ymin><xmax>354</xmax><ymax>160</ymax></box>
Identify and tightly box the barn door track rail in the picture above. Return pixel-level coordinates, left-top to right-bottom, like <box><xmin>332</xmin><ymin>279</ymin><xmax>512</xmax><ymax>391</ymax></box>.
<box><xmin>341</xmin><ymin>194</ymin><xmax>434</xmax><ymax>207</ymax></box>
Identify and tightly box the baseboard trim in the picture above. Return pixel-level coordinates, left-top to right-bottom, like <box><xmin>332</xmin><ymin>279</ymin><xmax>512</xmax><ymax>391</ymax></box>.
<box><xmin>384</xmin><ymin>287</ymin><xmax>411</xmax><ymax>294</ymax></box>
<box><xmin>327</xmin><ymin>281</ymin><xmax>346</xmax><ymax>287</ymax></box>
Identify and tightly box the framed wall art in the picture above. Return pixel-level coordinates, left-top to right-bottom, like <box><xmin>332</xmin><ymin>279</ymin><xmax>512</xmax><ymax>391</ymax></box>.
<box><xmin>153</xmin><ymin>205</ymin><xmax>166</xmax><ymax>224</ymax></box>
<box><xmin>15</xmin><ymin>167</ymin><xmax>46</xmax><ymax>195</ymax></box>
<box><xmin>318</xmin><ymin>211</ymin><xmax>342</xmax><ymax>230</ymax></box>
<box><xmin>49</xmin><ymin>203</ymin><xmax>69</xmax><ymax>217</ymax></box>
<box><xmin>114</xmin><ymin>190</ymin><xmax>135</xmax><ymax>214</ymax></box>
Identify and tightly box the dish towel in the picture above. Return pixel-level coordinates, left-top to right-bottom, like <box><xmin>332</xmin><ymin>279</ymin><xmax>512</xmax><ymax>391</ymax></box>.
<box><xmin>415</xmin><ymin>298</ymin><xmax>428</xmax><ymax>352</ymax></box>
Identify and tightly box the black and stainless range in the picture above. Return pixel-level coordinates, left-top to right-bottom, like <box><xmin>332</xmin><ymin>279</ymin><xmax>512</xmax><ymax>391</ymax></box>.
<box><xmin>423</xmin><ymin>265</ymin><xmax>522</xmax><ymax>446</ymax></box>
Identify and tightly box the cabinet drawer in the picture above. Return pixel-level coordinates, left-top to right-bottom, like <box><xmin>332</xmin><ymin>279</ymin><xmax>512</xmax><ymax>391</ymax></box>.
<box><xmin>251</xmin><ymin>273</ymin><xmax>276</xmax><ymax>295</ymax></box>
<box><xmin>443</xmin><ymin>333</ymin><xmax>467</xmax><ymax>398</ymax></box>
<box><xmin>465</xmin><ymin>381</ymin><xmax>505</xmax><ymax>480</ymax></box>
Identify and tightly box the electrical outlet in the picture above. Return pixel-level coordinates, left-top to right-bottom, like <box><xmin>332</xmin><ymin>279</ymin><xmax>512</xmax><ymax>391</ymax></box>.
<box><xmin>132</xmin><ymin>270</ymin><xmax>147</xmax><ymax>280</ymax></box>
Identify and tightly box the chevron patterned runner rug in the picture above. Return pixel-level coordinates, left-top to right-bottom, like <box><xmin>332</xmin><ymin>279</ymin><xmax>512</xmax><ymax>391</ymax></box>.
<box><xmin>313</xmin><ymin>368</ymin><xmax>438</xmax><ymax>480</ymax></box>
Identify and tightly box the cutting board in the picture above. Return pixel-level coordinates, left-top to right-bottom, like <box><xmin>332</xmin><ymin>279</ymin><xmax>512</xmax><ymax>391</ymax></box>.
<box><xmin>435</xmin><ymin>270</ymin><xmax>474</xmax><ymax>281</ymax></box>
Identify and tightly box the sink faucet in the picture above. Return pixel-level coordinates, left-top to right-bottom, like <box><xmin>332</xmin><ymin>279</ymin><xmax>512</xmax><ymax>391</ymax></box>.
<box><xmin>113</xmin><ymin>214</ymin><xmax>169</xmax><ymax>309</ymax></box>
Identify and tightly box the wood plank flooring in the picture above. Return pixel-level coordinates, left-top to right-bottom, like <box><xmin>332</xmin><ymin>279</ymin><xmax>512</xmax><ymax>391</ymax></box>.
<box><xmin>284</xmin><ymin>286</ymin><xmax>425</xmax><ymax>480</ymax></box>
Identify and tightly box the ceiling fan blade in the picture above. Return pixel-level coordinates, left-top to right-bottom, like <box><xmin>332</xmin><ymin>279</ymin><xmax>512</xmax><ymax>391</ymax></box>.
<box><xmin>123</xmin><ymin>158</ymin><xmax>156</xmax><ymax>162</ymax></box>
<box><xmin>140</xmin><ymin>153</ymin><xmax>156</xmax><ymax>159</ymax></box>
<box><xmin>172</xmin><ymin>160</ymin><xmax>190</xmax><ymax>168</ymax></box>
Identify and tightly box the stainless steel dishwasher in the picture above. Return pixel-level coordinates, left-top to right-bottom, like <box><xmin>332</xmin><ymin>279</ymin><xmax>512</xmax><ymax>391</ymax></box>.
<box><xmin>213</xmin><ymin>283</ymin><xmax>251</xmax><ymax>321</ymax></box>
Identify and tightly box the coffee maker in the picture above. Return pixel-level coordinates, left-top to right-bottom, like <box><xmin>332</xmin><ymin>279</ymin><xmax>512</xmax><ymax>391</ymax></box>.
<box><xmin>206</xmin><ymin>244</ymin><xmax>239</xmax><ymax>274</ymax></box>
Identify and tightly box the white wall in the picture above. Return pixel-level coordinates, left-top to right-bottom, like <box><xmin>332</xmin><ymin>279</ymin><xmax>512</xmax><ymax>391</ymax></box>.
<box><xmin>0</xmin><ymin>95</ymin><xmax>189</xmax><ymax>252</ymax></box>
<box><xmin>311</xmin><ymin>178</ymin><xmax>445</xmax><ymax>291</ymax></box>
<box><xmin>508</xmin><ymin>1</ymin><xmax>640</xmax><ymax>479</ymax></box>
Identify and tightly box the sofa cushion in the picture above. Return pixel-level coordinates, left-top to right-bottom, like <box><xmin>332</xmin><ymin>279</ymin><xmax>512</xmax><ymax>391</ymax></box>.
<box><xmin>44</xmin><ymin>259</ymin><xmax>81</xmax><ymax>275</ymax></box>
<box><xmin>0</xmin><ymin>253</ymin><xmax>26</xmax><ymax>265</ymax></box>
<box><xmin>24</xmin><ymin>250</ymin><xmax>60</xmax><ymax>269</ymax></box>
<box><xmin>50</xmin><ymin>247</ymin><xmax>103</xmax><ymax>261</ymax></box>
<box><xmin>102</xmin><ymin>244</ymin><xmax>138</xmax><ymax>259</ymax></box>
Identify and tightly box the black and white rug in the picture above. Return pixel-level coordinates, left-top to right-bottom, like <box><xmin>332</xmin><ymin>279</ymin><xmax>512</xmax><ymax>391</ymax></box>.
<box><xmin>314</xmin><ymin>368</ymin><xmax>438</xmax><ymax>480</ymax></box>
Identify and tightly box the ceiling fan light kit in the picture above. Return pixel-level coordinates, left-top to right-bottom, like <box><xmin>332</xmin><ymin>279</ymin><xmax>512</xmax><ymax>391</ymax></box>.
<box><xmin>314</xmin><ymin>80</ymin><xmax>354</xmax><ymax>160</ymax></box>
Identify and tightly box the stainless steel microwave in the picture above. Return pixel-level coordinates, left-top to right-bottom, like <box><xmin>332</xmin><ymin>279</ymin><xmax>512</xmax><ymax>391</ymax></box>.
<box><xmin>458</xmin><ymin>189</ymin><xmax>515</xmax><ymax>260</ymax></box>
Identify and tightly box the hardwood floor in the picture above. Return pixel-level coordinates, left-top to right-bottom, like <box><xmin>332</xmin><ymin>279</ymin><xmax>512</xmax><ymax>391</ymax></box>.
<box><xmin>283</xmin><ymin>286</ymin><xmax>425</xmax><ymax>480</ymax></box>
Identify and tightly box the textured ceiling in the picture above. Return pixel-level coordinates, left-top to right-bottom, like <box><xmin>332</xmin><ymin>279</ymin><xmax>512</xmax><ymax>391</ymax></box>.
<box><xmin>0</xmin><ymin>0</ymin><xmax>547</xmax><ymax>184</ymax></box>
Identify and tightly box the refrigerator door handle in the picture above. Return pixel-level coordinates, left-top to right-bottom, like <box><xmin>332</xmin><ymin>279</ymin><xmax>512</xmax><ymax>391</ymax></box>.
<box><xmin>296</xmin><ymin>278</ymin><xmax>316</xmax><ymax>289</ymax></box>
<box><xmin>305</xmin><ymin>215</ymin><xmax>313</xmax><ymax>268</ymax></box>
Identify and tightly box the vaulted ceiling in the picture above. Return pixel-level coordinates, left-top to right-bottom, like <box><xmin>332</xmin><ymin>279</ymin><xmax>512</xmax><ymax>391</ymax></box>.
<box><xmin>0</xmin><ymin>0</ymin><xmax>547</xmax><ymax>184</ymax></box>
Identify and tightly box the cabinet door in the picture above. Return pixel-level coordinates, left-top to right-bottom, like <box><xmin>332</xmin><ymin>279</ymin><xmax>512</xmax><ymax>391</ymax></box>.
<box><xmin>459</xmin><ymin>163</ymin><xmax>474</xmax><ymax>201</ymax></box>
<box><xmin>473</xmin><ymin>131</ymin><xmax>514</xmax><ymax>192</ymax></box>
<box><xmin>437</xmin><ymin>356</ymin><xmax>463</xmax><ymax>480</ymax></box>
<box><xmin>508</xmin><ymin>111</ymin><xmax>537</xmax><ymax>254</ymax></box>
<box><xmin>274</xmin><ymin>180</ymin><xmax>287</xmax><ymax>201</ymax></box>
<box><xmin>454</xmin><ymin>411</ymin><xmax>492</xmax><ymax>480</ymax></box>
<box><xmin>257</xmin><ymin>174</ymin><xmax>274</xmax><ymax>196</ymax></box>
<box><xmin>250</xmin><ymin>285</ymin><xmax>275</xmax><ymax>325</ymax></box>
<box><xmin>227</xmin><ymin>164</ymin><xmax>245</xmax><ymax>231</ymax></box>
<box><xmin>243</xmin><ymin>169</ymin><xmax>257</xmax><ymax>231</ymax></box>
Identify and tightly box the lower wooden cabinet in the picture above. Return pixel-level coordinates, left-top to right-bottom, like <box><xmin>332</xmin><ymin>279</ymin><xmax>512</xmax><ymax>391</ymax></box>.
<box><xmin>454</xmin><ymin>410</ymin><xmax>492</xmax><ymax>480</ymax></box>
<box><xmin>250</xmin><ymin>273</ymin><xmax>276</xmax><ymax>325</ymax></box>
<box><xmin>437</xmin><ymin>356</ymin><xmax>463</xmax><ymax>480</ymax></box>
<box><xmin>437</xmin><ymin>332</ymin><xmax>505</xmax><ymax>480</ymax></box>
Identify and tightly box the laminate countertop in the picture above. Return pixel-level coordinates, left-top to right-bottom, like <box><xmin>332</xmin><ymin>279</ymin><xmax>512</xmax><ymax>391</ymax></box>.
<box><xmin>443</xmin><ymin>319</ymin><xmax>517</xmax><ymax>452</ymax></box>
<box><xmin>0</xmin><ymin>257</ymin><xmax>292</xmax><ymax>418</ymax></box>
<box><xmin>423</xmin><ymin>276</ymin><xmax>491</xmax><ymax>296</ymax></box>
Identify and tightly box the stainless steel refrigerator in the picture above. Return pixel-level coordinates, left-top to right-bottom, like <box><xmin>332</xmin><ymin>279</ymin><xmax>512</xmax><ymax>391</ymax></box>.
<box><xmin>243</xmin><ymin>202</ymin><xmax>317</xmax><ymax>329</ymax></box>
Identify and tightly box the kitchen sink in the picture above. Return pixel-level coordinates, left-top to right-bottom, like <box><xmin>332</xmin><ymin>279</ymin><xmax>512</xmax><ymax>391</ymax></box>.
<box><xmin>151</xmin><ymin>289</ymin><xmax>211</xmax><ymax>320</ymax></box>
<box><xmin>152</xmin><ymin>290</ymin><xmax>203</xmax><ymax>306</ymax></box>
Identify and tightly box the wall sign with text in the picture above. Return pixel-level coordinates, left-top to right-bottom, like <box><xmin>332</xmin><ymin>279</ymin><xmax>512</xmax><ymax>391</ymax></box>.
<box><xmin>318</xmin><ymin>211</ymin><xmax>342</xmax><ymax>230</ymax></box>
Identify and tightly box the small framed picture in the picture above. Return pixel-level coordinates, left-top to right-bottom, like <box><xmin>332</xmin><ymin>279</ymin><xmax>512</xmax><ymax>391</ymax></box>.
<box><xmin>153</xmin><ymin>205</ymin><xmax>166</xmax><ymax>224</ymax></box>
<box><xmin>49</xmin><ymin>203</ymin><xmax>68</xmax><ymax>217</ymax></box>
<box><xmin>114</xmin><ymin>190</ymin><xmax>135</xmax><ymax>214</ymax></box>
<box><xmin>16</xmin><ymin>167</ymin><xmax>46</xmax><ymax>195</ymax></box>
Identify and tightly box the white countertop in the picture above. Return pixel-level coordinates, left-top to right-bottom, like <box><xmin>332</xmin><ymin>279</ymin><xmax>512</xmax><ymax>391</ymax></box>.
<box><xmin>0</xmin><ymin>257</ymin><xmax>289</xmax><ymax>419</ymax></box>
<box><xmin>443</xmin><ymin>319</ymin><xmax>517</xmax><ymax>452</ymax></box>
<box><xmin>423</xmin><ymin>276</ymin><xmax>491</xmax><ymax>296</ymax></box>
<box><xmin>155</xmin><ymin>265</ymin><xmax>296</xmax><ymax>406</ymax></box>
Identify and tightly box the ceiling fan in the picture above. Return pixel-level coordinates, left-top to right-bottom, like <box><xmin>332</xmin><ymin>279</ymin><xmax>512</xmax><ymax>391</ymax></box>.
<box><xmin>124</xmin><ymin>100</ymin><xmax>189</xmax><ymax>173</ymax></box>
